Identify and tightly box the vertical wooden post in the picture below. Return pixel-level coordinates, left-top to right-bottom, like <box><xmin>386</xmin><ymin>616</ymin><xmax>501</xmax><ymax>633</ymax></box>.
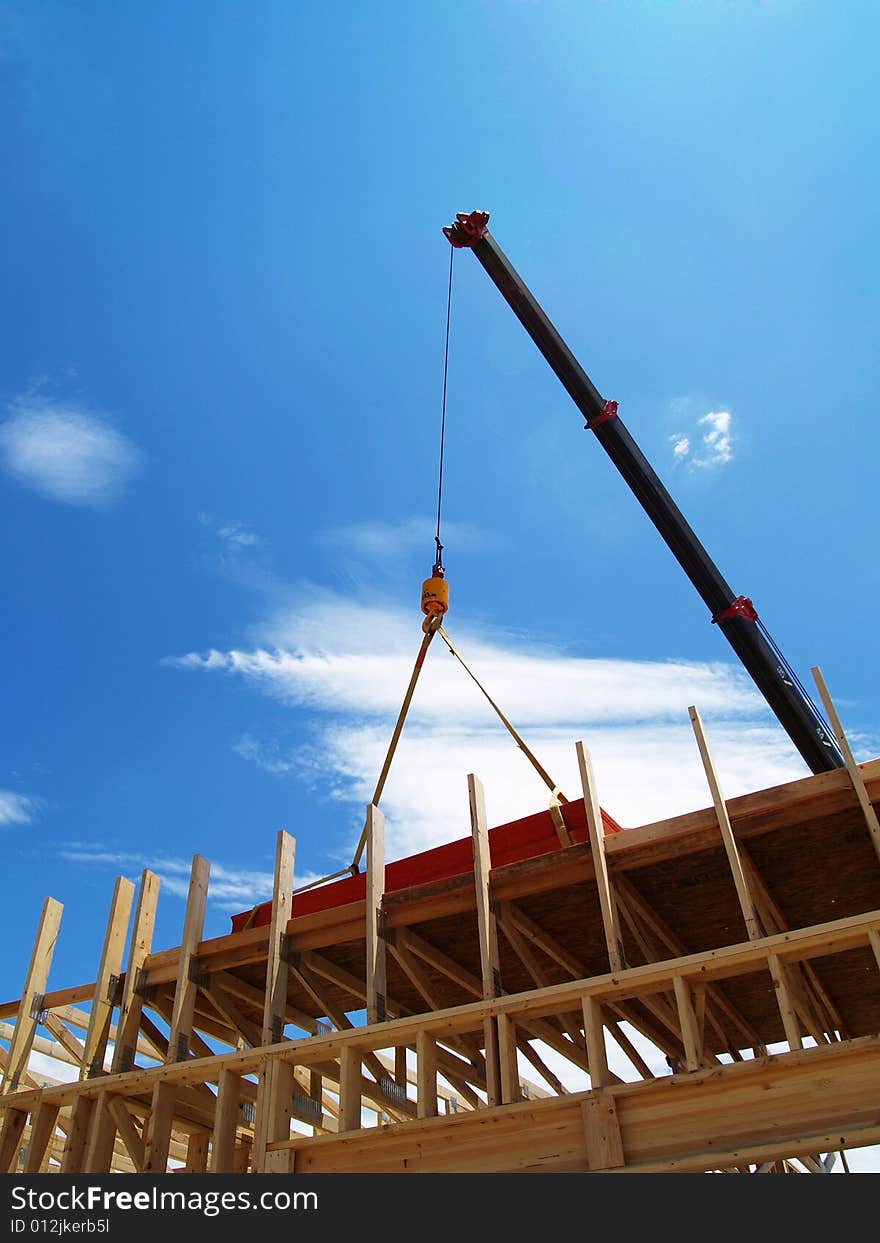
<box><xmin>365</xmin><ymin>805</ymin><xmax>386</xmax><ymax>1025</ymax></box>
<box><xmin>185</xmin><ymin>1129</ymin><xmax>209</xmax><ymax>1173</ymax></box>
<box><xmin>83</xmin><ymin>1091</ymin><xmax>118</xmax><ymax>1173</ymax></box>
<box><xmin>142</xmin><ymin>1081</ymin><xmax>176</xmax><ymax>1174</ymax></box>
<box><xmin>0</xmin><ymin>1108</ymin><xmax>28</xmax><ymax>1173</ymax></box>
<box><xmin>673</xmin><ymin>976</ymin><xmax>703</xmax><ymax>1071</ymax></box>
<box><xmin>60</xmin><ymin>1096</ymin><xmax>95</xmax><ymax>1173</ymax></box>
<box><xmin>252</xmin><ymin>831</ymin><xmax>295</xmax><ymax>1171</ymax></box>
<box><xmin>210</xmin><ymin>1068</ymin><xmax>241</xmax><ymax>1173</ymax></box>
<box><xmin>254</xmin><ymin>1059</ymin><xmax>295</xmax><ymax>1173</ymax></box>
<box><xmin>811</xmin><ymin>666</ymin><xmax>880</xmax><ymax>863</ymax></box>
<box><xmin>576</xmin><ymin>742</ymin><xmax>625</xmax><ymax>972</ymax></box>
<box><xmin>23</xmin><ymin>1102</ymin><xmax>60</xmax><ymax>1174</ymax></box>
<box><xmin>1</xmin><ymin>898</ymin><xmax>63</xmax><ymax>1095</ymax></box>
<box><xmin>416</xmin><ymin>1030</ymin><xmax>438</xmax><ymax>1118</ymax></box>
<box><xmin>497</xmin><ymin>1013</ymin><xmax>521</xmax><ymax>1103</ymax></box>
<box><xmin>168</xmin><ymin>855</ymin><xmax>210</xmax><ymax>1064</ymax></box>
<box><xmin>338</xmin><ymin>1046</ymin><xmax>362</xmax><ymax>1132</ymax></box>
<box><xmin>394</xmin><ymin>1048</ymin><xmax>407</xmax><ymax>1089</ymax></box>
<box><xmin>469</xmin><ymin>772</ymin><xmax>503</xmax><ymax>1107</ymax></box>
<box><xmin>582</xmin><ymin>995</ymin><xmax>612</xmax><ymax>1088</ymax></box>
<box><xmin>82</xmin><ymin>877</ymin><xmax>135</xmax><ymax>1079</ymax></box>
<box><xmin>309</xmin><ymin>1069</ymin><xmax>324</xmax><ymax>1137</ymax></box>
<box><xmin>111</xmin><ymin>870</ymin><xmax>160</xmax><ymax>1074</ymax></box>
<box><xmin>582</xmin><ymin>1093</ymin><xmax>625</xmax><ymax>1170</ymax></box>
<box><xmin>262</xmin><ymin>831</ymin><xmax>295</xmax><ymax>1047</ymax></box>
<box><xmin>688</xmin><ymin>706</ymin><xmax>763</xmax><ymax>941</ymax></box>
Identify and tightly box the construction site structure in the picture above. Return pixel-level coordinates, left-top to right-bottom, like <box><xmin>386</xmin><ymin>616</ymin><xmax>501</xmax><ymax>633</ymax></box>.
<box><xmin>1</xmin><ymin>669</ymin><xmax>879</xmax><ymax>1175</ymax></box>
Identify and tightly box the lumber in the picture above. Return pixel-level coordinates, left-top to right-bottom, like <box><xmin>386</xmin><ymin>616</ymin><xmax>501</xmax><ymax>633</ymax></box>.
<box><xmin>577</xmin><ymin>741</ymin><xmax>626</xmax><ymax>971</ymax></box>
<box><xmin>82</xmin><ymin>876</ymin><xmax>135</xmax><ymax>1079</ymax></box>
<box><xmin>812</xmin><ymin>666</ymin><xmax>880</xmax><ymax>863</ymax></box>
<box><xmin>112</xmin><ymin>870</ymin><xmax>160</xmax><ymax>1073</ymax></box>
<box><xmin>168</xmin><ymin>855</ymin><xmax>210</xmax><ymax>1063</ymax></box>
<box><xmin>469</xmin><ymin>772</ymin><xmax>503</xmax><ymax>1107</ymax></box>
<box><xmin>1</xmin><ymin>898</ymin><xmax>63</xmax><ymax>1094</ymax></box>
<box><xmin>365</xmin><ymin>804</ymin><xmax>386</xmax><ymax>1025</ymax></box>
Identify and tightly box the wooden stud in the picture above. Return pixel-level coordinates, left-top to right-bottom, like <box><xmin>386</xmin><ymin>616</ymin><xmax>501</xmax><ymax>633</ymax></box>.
<box><xmin>185</xmin><ymin>1129</ymin><xmax>209</xmax><ymax>1173</ymax></box>
<box><xmin>869</xmin><ymin>929</ymin><xmax>880</xmax><ymax>974</ymax></box>
<box><xmin>576</xmin><ymin>741</ymin><xmax>626</xmax><ymax>971</ymax></box>
<box><xmin>210</xmin><ymin>1068</ymin><xmax>241</xmax><ymax>1173</ymax></box>
<box><xmin>82</xmin><ymin>876</ymin><xmax>135</xmax><ymax>1079</ymax></box>
<box><xmin>1</xmin><ymin>898</ymin><xmax>63</xmax><ymax>1094</ymax></box>
<box><xmin>739</xmin><ymin>846</ymin><xmax>841</xmax><ymax>1041</ymax></box>
<box><xmin>112</xmin><ymin>870</ymin><xmax>160</xmax><ymax>1074</ymax></box>
<box><xmin>337</xmin><ymin>1045</ymin><xmax>362</xmax><ymax>1132</ymax></box>
<box><xmin>416</xmin><ymin>1030</ymin><xmax>438</xmax><ymax>1118</ymax></box>
<box><xmin>768</xmin><ymin>953</ymin><xmax>803</xmax><ymax>1052</ymax></box>
<box><xmin>262</xmin><ymin>830</ymin><xmax>295</xmax><ymax>1046</ymax></box>
<box><xmin>811</xmin><ymin>666</ymin><xmax>880</xmax><ymax>863</ymax></box>
<box><xmin>254</xmin><ymin>1058</ymin><xmax>295</xmax><ymax>1173</ymax></box>
<box><xmin>60</xmin><ymin>1095</ymin><xmax>95</xmax><ymax>1172</ymax></box>
<box><xmin>582</xmin><ymin>1091</ymin><xmax>625</xmax><ymax>1170</ymax></box>
<box><xmin>142</xmin><ymin>1080</ymin><xmax>176</xmax><ymax>1173</ymax></box>
<box><xmin>107</xmin><ymin>1097</ymin><xmax>145</xmax><ymax>1172</ymax></box>
<box><xmin>0</xmin><ymin>1107</ymin><xmax>27</xmax><ymax>1173</ymax></box>
<box><xmin>497</xmin><ymin>1013</ymin><xmax>521</xmax><ymax>1103</ymax></box>
<box><xmin>365</xmin><ymin>804</ymin><xmax>386</xmax><ymax>1025</ymax></box>
<box><xmin>23</xmin><ymin>1102</ymin><xmax>60</xmax><ymax>1173</ymax></box>
<box><xmin>83</xmin><ymin>1090</ymin><xmax>118</xmax><ymax>1173</ymax></box>
<box><xmin>469</xmin><ymin>773</ymin><xmax>503</xmax><ymax>1107</ymax></box>
<box><xmin>168</xmin><ymin>855</ymin><xmax>210</xmax><ymax>1063</ymax></box>
<box><xmin>582</xmin><ymin>995</ymin><xmax>612</xmax><ymax>1088</ymax></box>
<box><xmin>673</xmin><ymin>975</ymin><xmax>703</xmax><ymax>1071</ymax></box>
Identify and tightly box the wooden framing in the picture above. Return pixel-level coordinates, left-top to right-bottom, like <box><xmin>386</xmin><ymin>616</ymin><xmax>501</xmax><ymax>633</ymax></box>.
<box><xmin>2</xmin><ymin>746</ymin><xmax>880</xmax><ymax>1174</ymax></box>
<box><xmin>1</xmin><ymin>898</ymin><xmax>63</xmax><ymax>1095</ymax></box>
<box><xmin>109</xmin><ymin>875</ymin><xmax>160</xmax><ymax>1068</ymax></box>
<box><xmin>812</xmin><ymin>666</ymin><xmax>880</xmax><ymax>863</ymax></box>
<box><xmin>469</xmin><ymin>772</ymin><xmax>505</xmax><ymax>1106</ymax></box>
<box><xmin>577</xmin><ymin>741</ymin><xmax>626</xmax><ymax>972</ymax></box>
<box><xmin>365</xmin><ymin>805</ymin><xmax>386</xmax><ymax>1025</ymax></box>
<box><xmin>688</xmin><ymin>707</ymin><xmax>763</xmax><ymax>942</ymax></box>
<box><xmin>82</xmin><ymin>876</ymin><xmax>135</xmax><ymax>1079</ymax></box>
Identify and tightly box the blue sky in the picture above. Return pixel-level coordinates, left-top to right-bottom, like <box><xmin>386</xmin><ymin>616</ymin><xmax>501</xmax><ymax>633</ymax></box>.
<box><xmin>2</xmin><ymin>0</ymin><xmax>878</xmax><ymax>1143</ymax></box>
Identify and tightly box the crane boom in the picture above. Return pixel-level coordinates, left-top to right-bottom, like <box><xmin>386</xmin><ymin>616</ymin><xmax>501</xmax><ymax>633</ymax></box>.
<box><xmin>444</xmin><ymin>210</ymin><xmax>843</xmax><ymax>776</ymax></box>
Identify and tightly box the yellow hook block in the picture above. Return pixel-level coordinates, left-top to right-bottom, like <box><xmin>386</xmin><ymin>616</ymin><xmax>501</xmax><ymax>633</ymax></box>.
<box><xmin>421</xmin><ymin>575</ymin><xmax>449</xmax><ymax>633</ymax></box>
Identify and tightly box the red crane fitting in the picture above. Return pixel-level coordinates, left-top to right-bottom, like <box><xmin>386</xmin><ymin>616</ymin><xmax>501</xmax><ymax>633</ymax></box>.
<box><xmin>443</xmin><ymin>210</ymin><xmax>490</xmax><ymax>248</ymax></box>
<box><xmin>712</xmin><ymin>596</ymin><xmax>759</xmax><ymax>624</ymax></box>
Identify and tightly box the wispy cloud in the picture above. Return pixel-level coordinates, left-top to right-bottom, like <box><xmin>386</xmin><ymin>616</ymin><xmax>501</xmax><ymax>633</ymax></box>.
<box><xmin>167</xmin><ymin>589</ymin><xmax>812</xmax><ymax>859</ymax></box>
<box><xmin>669</xmin><ymin>408</ymin><xmax>733</xmax><ymax>469</ymax></box>
<box><xmin>232</xmin><ymin>734</ymin><xmax>296</xmax><ymax>775</ymax></box>
<box><xmin>321</xmin><ymin>517</ymin><xmax>486</xmax><ymax>565</ymax></box>
<box><xmin>0</xmin><ymin>394</ymin><xmax>143</xmax><ymax>507</ymax></box>
<box><xmin>55</xmin><ymin>845</ymin><xmax>324</xmax><ymax>913</ymax></box>
<box><xmin>0</xmin><ymin>789</ymin><xmax>41</xmax><ymax>826</ymax></box>
<box><xmin>199</xmin><ymin>512</ymin><xmax>263</xmax><ymax>552</ymax></box>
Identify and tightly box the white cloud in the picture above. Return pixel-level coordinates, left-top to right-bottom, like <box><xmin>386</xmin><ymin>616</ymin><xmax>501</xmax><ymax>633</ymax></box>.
<box><xmin>321</xmin><ymin>517</ymin><xmax>486</xmax><ymax>566</ymax></box>
<box><xmin>199</xmin><ymin>512</ymin><xmax>263</xmax><ymax>552</ymax></box>
<box><xmin>55</xmin><ymin>846</ymin><xmax>325</xmax><ymax>913</ymax></box>
<box><xmin>669</xmin><ymin>407</ymin><xmax>733</xmax><ymax>469</ymax></box>
<box><xmin>0</xmin><ymin>789</ymin><xmax>40</xmax><ymax>826</ymax></box>
<box><xmin>0</xmin><ymin>395</ymin><xmax>142</xmax><ymax>507</ymax></box>
<box><xmin>166</xmin><ymin>591</ymin><xmax>812</xmax><ymax>860</ymax></box>
<box><xmin>697</xmin><ymin>410</ymin><xmax>732</xmax><ymax>466</ymax></box>
<box><xmin>232</xmin><ymin>734</ymin><xmax>296</xmax><ymax>775</ymax></box>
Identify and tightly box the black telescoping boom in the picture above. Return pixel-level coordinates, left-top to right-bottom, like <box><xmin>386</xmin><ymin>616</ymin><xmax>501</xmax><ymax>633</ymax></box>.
<box><xmin>444</xmin><ymin>210</ymin><xmax>843</xmax><ymax>776</ymax></box>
